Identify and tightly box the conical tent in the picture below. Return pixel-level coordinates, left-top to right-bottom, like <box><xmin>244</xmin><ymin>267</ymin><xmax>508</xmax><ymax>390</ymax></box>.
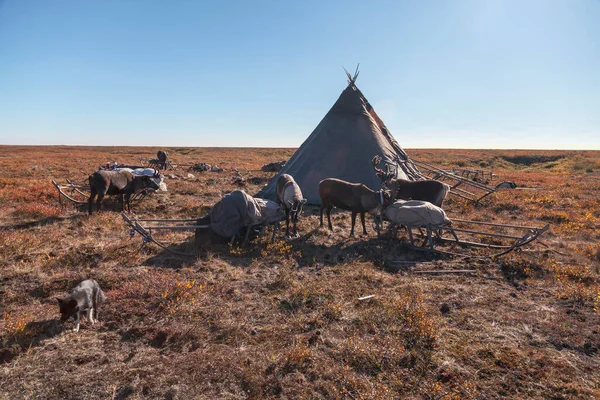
<box><xmin>257</xmin><ymin>73</ymin><xmax>423</xmax><ymax>204</ymax></box>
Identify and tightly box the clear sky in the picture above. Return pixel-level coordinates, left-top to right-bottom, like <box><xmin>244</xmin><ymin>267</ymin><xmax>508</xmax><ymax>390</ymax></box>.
<box><xmin>0</xmin><ymin>0</ymin><xmax>598</xmax><ymax>149</ymax></box>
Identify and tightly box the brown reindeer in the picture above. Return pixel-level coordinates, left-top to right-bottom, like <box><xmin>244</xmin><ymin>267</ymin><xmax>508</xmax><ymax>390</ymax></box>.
<box><xmin>319</xmin><ymin>178</ymin><xmax>389</xmax><ymax>236</ymax></box>
<box><xmin>88</xmin><ymin>170</ymin><xmax>160</xmax><ymax>215</ymax></box>
<box><xmin>156</xmin><ymin>150</ymin><xmax>171</xmax><ymax>170</ymax></box>
<box><xmin>371</xmin><ymin>156</ymin><xmax>449</xmax><ymax>207</ymax></box>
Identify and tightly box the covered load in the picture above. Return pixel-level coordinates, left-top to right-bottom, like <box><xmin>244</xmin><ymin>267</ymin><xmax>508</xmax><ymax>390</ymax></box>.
<box><xmin>383</xmin><ymin>200</ymin><xmax>451</xmax><ymax>228</ymax></box>
<box><xmin>209</xmin><ymin>190</ymin><xmax>284</xmax><ymax>239</ymax></box>
<box><xmin>114</xmin><ymin>167</ymin><xmax>166</xmax><ymax>191</ymax></box>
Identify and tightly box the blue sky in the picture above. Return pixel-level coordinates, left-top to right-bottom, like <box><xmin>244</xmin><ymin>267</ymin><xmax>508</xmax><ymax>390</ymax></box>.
<box><xmin>0</xmin><ymin>0</ymin><xmax>598</xmax><ymax>149</ymax></box>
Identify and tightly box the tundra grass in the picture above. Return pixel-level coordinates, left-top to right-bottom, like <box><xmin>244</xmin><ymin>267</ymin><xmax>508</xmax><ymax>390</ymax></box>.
<box><xmin>1</xmin><ymin>146</ymin><xmax>599</xmax><ymax>399</ymax></box>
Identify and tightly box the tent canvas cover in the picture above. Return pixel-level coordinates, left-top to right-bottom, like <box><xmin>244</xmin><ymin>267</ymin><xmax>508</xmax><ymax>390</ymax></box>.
<box><xmin>257</xmin><ymin>71</ymin><xmax>423</xmax><ymax>204</ymax></box>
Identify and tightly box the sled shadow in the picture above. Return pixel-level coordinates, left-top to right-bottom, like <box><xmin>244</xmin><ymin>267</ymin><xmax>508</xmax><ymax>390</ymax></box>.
<box><xmin>0</xmin><ymin>214</ymin><xmax>86</xmax><ymax>230</ymax></box>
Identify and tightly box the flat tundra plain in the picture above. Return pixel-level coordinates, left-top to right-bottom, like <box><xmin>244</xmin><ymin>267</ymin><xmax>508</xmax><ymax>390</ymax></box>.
<box><xmin>1</xmin><ymin>146</ymin><xmax>599</xmax><ymax>399</ymax></box>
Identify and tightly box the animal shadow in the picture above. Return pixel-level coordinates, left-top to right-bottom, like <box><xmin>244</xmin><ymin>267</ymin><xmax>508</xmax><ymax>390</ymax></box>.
<box><xmin>287</xmin><ymin>227</ymin><xmax>439</xmax><ymax>273</ymax></box>
<box><xmin>0</xmin><ymin>319</ymin><xmax>62</xmax><ymax>364</ymax></box>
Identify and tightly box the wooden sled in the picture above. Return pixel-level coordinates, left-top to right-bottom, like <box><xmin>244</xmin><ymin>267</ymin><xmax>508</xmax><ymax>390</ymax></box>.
<box><xmin>122</xmin><ymin>212</ymin><xmax>281</xmax><ymax>255</ymax></box>
<box><xmin>52</xmin><ymin>179</ymin><xmax>151</xmax><ymax>210</ymax></box>
<box><xmin>138</xmin><ymin>157</ymin><xmax>173</xmax><ymax>170</ymax></box>
<box><xmin>386</xmin><ymin>217</ymin><xmax>550</xmax><ymax>258</ymax></box>
<box><xmin>411</xmin><ymin>159</ymin><xmax>499</xmax><ymax>203</ymax></box>
<box><xmin>390</xmin><ymin>156</ymin><xmax>508</xmax><ymax>203</ymax></box>
<box><xmin>52</xmin><ymin>179</ymin><xmax>89</xmax><ymax>208</ymax></box>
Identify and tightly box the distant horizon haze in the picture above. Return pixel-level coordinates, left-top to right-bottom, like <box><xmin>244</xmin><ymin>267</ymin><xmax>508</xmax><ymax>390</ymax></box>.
<box><xmin>1</xmin><ymin>0</ymin><xmax>598</xmax><ymax>150</ymax></box>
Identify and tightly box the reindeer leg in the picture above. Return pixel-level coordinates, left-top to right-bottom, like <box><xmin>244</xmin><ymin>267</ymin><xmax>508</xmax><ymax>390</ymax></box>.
<box><xmin>271</xmin><ymin>222</ymin><xmax>278</xmax><ymax>242</ymax></box>
<box><xmin>407</xmin><ymin>228</ymin><xmax>415</xmax><ymax>246</ymax></box>
<box><xmin>327</xmin><ymin>205</ymin><xmax>333</xmax><ymax>231</ymax></box>
<box><xmin>350</xmin><ymin>211</ymin><xmax>357</xmax><ymax>236</ymax></box>
<box><xmin>450</xmin><ymin>227</ymin><xmax>460</xmax><ymax>242</ymax></box>
<box><xmin>426</xmin><ymin>226</ymin><xmax>433</xmax><ymax>249</ymax></box>
<box><xmin>319</xmin><ymin>205</ymin><xmax>324</xmax><ymax>227</ymax></box>
<box><xmin>243</xmin><ymin>226</ymin><xmax>251</xmax><ymax>247</ymax></box>
<box><xmin>124</xmin><ymin>193</ymin><xmax>132</xmax><ymax>213</ymax></box>
<box><xmin>96</xmin><ymin>193</ymin><xmax>105</xmax><ymax>213</ymax></box>
<box><xmin>285</xmin><ymin>210</ymin><xmax>290</xmax><ymax>236</ymax></box>
<box><xmin>88</xmin><ymin>190</ymin><xmax>96</xmax><ymax>216</ymax></box>
<box><xmin>360</xmin><ymin>212</ymin><xmax>367</xmax><ymax>235</ymax></box>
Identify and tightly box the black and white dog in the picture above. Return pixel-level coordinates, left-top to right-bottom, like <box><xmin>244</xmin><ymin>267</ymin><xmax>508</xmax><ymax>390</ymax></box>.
<box><xmin>56</xmin><ymin>279</ymin><xmax>106</xmax><ymax>332</ymax></box>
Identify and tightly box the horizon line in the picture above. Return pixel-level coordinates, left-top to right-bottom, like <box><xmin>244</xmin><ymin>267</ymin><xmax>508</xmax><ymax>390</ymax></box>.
<box><xmin>0</xmin><ymin>144</ymin><xmax>598</xmax><ymax>151</ymax></box>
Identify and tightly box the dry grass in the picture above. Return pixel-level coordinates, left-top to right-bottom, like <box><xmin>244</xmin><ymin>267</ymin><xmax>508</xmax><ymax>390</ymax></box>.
<box><xmin>1</xmin><ymin>146</ymin><xmax>599</xmax><ymax>399</ymax></box>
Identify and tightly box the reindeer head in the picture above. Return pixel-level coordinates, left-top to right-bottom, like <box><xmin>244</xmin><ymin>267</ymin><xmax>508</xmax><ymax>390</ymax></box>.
<box><xmin>134</xmin><ymin>174</ymin><xmax>161</xmax><ymax>192</ymax></box>
<box><xmin>380</xmin><ymin>188</ymin><xmax>393</xmax><ymax>206</ymax></box>
<box><xmin>368</xmin><ymin>188</ymin><xmax>393</xmax><ymax>216</ymax></box>
<box><xmin>287</xmin><ymin>198</ymin><xmax>307</xmax><ymax>224</ymax></box>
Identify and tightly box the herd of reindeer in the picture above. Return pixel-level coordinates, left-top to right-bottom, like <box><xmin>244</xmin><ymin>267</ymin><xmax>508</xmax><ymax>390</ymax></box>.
<box><xmin>293</xmin><ymin>155</ymin><xmax>449</xmax><ymax>237</ymax></box>
<box><xmin>85</xmin><ymin>151</ymin><xmax>451</xmax><ymax>242</ymax></box>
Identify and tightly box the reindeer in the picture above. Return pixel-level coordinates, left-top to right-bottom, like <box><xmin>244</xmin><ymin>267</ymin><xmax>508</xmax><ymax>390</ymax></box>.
<box><xmin>319</xmin><ymin>178</ymin><xmax>389</xmax><ymax>236</ymax></box>
<box><xmin>156</xmin><ymin>150</ymin><xmax>171</xmax><ymax>170</ymax></box>
<box><xmin>371</xmin><ymin>155</ymin><xmax>449</xmax><ymax>207</ymax></box>
<box><xmin>88</xmin><ymin>170</ymin><xmax>160</xmax><ymax>215</ymax></box>
<box><xmin>275</xmin><ymin>174</ymin><xmax>307</xmax><ymax>236</ymax></box>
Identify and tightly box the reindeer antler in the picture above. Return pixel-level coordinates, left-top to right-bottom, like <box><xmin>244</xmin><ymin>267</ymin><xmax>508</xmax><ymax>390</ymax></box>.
<box><xmin>372</xmin><ymin>155</ymin><xmax>395</xmax><ymax>184</ymax></box>
<box><xmin>371</xmin><ymin>155</ymin><xmax>383</xmax><ymax>173</ymax></box>
<box><xmin>371</xmin><ymin>155</ymin><xmax>388</xmax><ymax>182</ymax></box>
